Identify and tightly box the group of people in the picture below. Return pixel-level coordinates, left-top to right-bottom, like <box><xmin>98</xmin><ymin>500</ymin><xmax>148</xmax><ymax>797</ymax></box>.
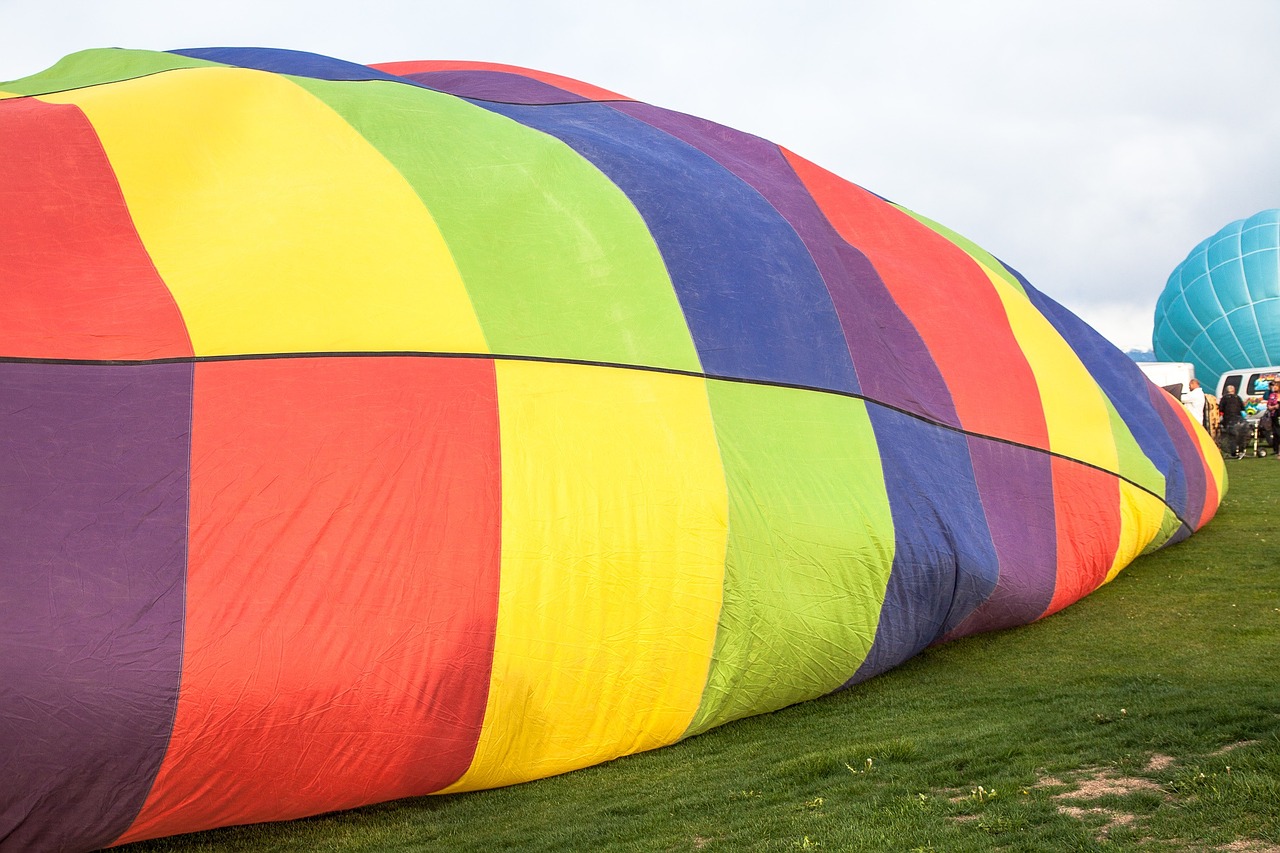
<box><xmin>1192</xmin><ymin>378</ymin><xmax>1280</xmax><ymax>459</ymax></box>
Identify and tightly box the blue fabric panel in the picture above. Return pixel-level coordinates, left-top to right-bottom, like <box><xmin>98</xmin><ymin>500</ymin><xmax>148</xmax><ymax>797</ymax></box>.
<box><xmin>1175</xmin><ymin>282</ymin><xmax>1215</xmax><ymax>341</ymax></box>
<box><xmin>1226</xmin><ymin>305</ymin><xmax>1266</xmax><ymax>362</ymax></box>
<box><xmin>1153</xmin><ymin>298</ymin><xmax>1193</xmax><ymax>353</ymax></box>
<box><xmin>1212</xmin><ymin>256</ymin><xmax>1252</xmax><ymax>315</ymax></box>
<box><xmin>170</xmin><ymin>47</ymin><xmax>404</xmax><ymax>83</ymax></box>
<box><xmin>1253</xmin><ymin>294</ymin><xmax>1280</xmax><ymax>363</ymax></box>
<box><xmin>841</xmin><ymin>408</ymin><xmax>999</xmax><ymax>687</ymax></box>
<box><xmin>475</xmin><ymin>100</ymin><xmax>859</xmax><ymax>392</ymax></box>
<box><xmin>1183</xmin><ymin>265</ymin><xmax>1220</xmax><ymax>328</ymax></box>
<box><xmin>1241</xmin><ymin>211</ymin><xmax>1280</xmax><ymax>253</ymax></box>
<box><xmin>1207</xmin><ymin>224</ymin><xmax>1244</xmax><ymax>276</ymax></box>
<box><xmin>1242</xmin><ymin>248</ymin><xmax>1279</xmax><ymax>302</ymax></box>
<box><xmin>1202</xmin><ymin>316</ymin><xmax>1251</xmax><ymax>375</ymax></box>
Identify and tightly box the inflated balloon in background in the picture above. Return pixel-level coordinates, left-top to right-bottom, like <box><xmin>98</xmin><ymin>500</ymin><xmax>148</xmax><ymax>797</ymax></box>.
<box><xmin>1</xmin><ymin>47</ymin><xmax>1225</xmax><ymax>853</ymax></box>
<box><xmin>1154</xmin><ymin>209</ymin><xmax>1280</xmax><ymax>390</ymax></box>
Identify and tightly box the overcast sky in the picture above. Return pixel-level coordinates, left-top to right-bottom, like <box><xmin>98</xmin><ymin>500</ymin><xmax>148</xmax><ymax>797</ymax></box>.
<box><xmin>4</xmin><ymin>0</ymin><xmax>1277</xmax><ymax>351</ymax></box>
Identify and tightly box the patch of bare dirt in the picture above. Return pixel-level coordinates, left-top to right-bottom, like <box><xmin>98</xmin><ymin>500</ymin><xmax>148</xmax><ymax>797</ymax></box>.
<box><xmin>1218</xmin><ymin>840</ymin><xmax>1280</xmax><ymax>852</ymax></box>
<box><xmin>1032</xmin><ymin>765</ymin><xmax>1162</xmax><ymax>798</ymax></box>
<box><xmin>1030</xmin><ymin>758</ymin><xmax>1277</xmax><ymax>850</ymax></box>
<box><xmin>1066</xmin><ymin>772</ymin><xmax>1162</xmax><ymax>799</ymax></box>
<box><xmin>1213</xmin><ymin>740</ymin><xmax>1259</xmax><ymax>756</ymax></box>
<box><xmin>1030</xmin><ymin>765</ymin><xmax>1167</xmax><ymax>841</ymax></box>
<box><xmin>1057</xmin><ymin>805</ymin><xmax>1137</xmax><ymax>836</ymax></box>
<box><xmin>947</xmin><ymin>757</ymin><xmax>1275</xmax><ymax>849</ymax></box>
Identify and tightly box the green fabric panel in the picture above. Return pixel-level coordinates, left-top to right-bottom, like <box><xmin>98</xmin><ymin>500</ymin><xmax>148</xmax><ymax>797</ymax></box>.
<box><xmin>290</xmin><ymin>77</ymin><xmax>701</xmax><ymax>372</ymax></box>
<box><xmin>2</xmin><ymin>48</ymin><xmax>216</xmax><ymax>95</ymax></box>
<box><xmin>891</xmin><ymin>204</ymin><xmax>1027</xmax><ymax>297</ymax></box>
<box><xmin>1141</xmin><ymin>507</ymin><xmax>1185</xmax><ymax>556</ymax></box>
<box><xmin>1106</xmin><ymin>398</ymin><xmax>1166</xmax><ymax>497</ymax></box>
<box><xmin>685</xmin><ymin>381</ymin><xmax>895</xmax><ymax>737</ymax></box>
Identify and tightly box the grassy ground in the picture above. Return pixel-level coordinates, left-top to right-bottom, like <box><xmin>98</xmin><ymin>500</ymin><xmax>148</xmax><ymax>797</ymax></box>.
<box><xmin>122</xmin><ymin>459</ymin><xmax>1280</xmax><ymax>852</ymax></box>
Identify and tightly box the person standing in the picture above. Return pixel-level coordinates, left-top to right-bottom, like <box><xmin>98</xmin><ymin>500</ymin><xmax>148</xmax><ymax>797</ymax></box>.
<box><xmin>1266</xmin><ymin>381</ymin><xmax>1280</xmax><ymax>454</ymax></box>
<box><xmin>1181</xmin><ymin>378</ymin><xmax>1207</xmax><ymax>429</ymax></box>
<box><xmin>1218</xmin><ymin>384</ymin><xmax>1246</xmax><ymax>458</ymax></box>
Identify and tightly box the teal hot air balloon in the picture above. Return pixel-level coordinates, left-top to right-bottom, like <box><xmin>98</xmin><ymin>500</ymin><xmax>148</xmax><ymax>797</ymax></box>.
<box><xmin>1154</xmin><ymin>209</ymin><xmax>1280</xmax><ymax>390</ymax></box>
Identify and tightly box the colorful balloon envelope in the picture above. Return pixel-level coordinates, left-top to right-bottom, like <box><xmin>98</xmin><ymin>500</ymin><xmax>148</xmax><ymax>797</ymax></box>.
<box><xmin>0</xmin><ymin>48</ymin><xmax>1224</xmax><ymax>852</ymax></box>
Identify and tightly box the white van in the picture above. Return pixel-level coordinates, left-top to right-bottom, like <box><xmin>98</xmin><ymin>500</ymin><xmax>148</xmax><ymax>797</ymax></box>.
<box><xmin>1136</xmin><ymin>362</ymin><xmax>1195</xmax><ymax>397</ymax></box>
<box><xmin>1216</xmin><ymin>366</ymin><xmax>1280</xmax><ymax>420</ymax></box>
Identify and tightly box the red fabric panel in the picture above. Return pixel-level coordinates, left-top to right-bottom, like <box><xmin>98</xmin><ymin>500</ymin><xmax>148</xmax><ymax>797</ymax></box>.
<box><xmin>117</xmin><ymin>356</ymin><xmax>501</xmax><ymax>845</ymax></box>
<box><xmin>1042</xmin><ymin>457</ymin><xmax>1121</xmax><ymax>617</ymax></box>
<box><xmin>781</xmin><ymin>150</ymin><xmax>1049</xmax><ymax>448</ymax></box>
<box><xmin>371</xmin><ymin>59</ymin><xmax>631</xmax><ymax>101</ymax></box>
<box><xmin>0</xmin><ymin>98</ymin><xmax>191</xmax><ymax>360</ymax></box>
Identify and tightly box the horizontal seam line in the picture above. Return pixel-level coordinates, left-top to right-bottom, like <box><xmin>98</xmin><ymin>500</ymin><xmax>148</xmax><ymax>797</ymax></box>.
<box><xmin>0</xmin><ymin>348</ymin><xmax>1195</xmax><ymax>534</ymax></box>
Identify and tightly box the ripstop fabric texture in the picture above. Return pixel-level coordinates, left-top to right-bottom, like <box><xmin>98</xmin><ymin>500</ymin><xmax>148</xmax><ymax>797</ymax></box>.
<box><xmin>0</xmin><ymin>47</ymin><xmax>1225</xmax><ymax>852</ymax></box>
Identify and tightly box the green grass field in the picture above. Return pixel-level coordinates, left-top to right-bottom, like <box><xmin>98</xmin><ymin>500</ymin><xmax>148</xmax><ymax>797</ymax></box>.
<box><xmin>122</xmin><ymin>459</ymin><xmax>1280</xmax><ymax>852</ymax></box>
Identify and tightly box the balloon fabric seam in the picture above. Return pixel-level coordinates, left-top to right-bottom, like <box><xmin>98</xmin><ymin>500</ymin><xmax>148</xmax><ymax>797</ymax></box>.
<box><xmin>0</xmin><ymin>348</ymin><xmax>1195</xmax><ymax>534</ymax></box>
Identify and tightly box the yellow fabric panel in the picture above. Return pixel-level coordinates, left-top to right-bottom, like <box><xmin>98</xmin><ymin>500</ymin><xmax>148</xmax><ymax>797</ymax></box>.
<box><xmin>41</xmin><ymin>68</ymin><xmax>486</xmax><ymax>356</ymax></box>
<box><xmin>443</xmin><ymin>361</ymin><xmax>728</xmax><ymax>792</ymax></box>
<box><xmin>1104</xmin><ymin>481</ymin><xmax>1170</xmax><ymax>583</ymax></box>
<box><xmin>982</xmin><ymin>264</ymin><xmax>1118</xmax><ymax>471</ymax></box>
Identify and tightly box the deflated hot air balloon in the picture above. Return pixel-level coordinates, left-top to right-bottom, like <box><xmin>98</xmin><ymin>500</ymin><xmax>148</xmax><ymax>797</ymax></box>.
<box><xmin>1154</xmin><ymin>209</ymin><xmax>1280</xmax><ymax>390</ymax></box>
<box><xmin>0</xmin><ymin>48</ymin><xmax>1224</xmax><ymax>852</ymax></box>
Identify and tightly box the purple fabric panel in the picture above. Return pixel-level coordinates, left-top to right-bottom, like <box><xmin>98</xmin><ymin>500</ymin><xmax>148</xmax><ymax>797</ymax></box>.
<box><xmin>400</xmin><ymin>70</ymin><xmax>589</xmax><ymax>104</ymax></box>
<box><xmin>943</xmin><ymin>437</ymin><xmax>1058</xmax><ymax>639</ymax></box>
<box><xmin>0</xmin><ymin>362</ymin><xmax>191</xmax><ymax>853</ymax></box>
<box><xmin>612</xmin><ymin>101</ymin><xmax>961</xmax><ymax>428</ymax></box>
<box><xmin>821</xmin><ymin>240</ymin><xmax>960</xmax><ymax>425</ymax></box>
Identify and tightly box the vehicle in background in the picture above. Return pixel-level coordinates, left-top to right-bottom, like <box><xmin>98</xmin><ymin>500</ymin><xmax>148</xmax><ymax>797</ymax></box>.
<box><xmin>1217</xmin><ymin>366</ymin><xmax>1280</xmax><ymax>420</ymax></box>
<box><xmin>1136</xmin><ymin>362</ymin><xmax>1196</xmax><ymax>398</ymax></box>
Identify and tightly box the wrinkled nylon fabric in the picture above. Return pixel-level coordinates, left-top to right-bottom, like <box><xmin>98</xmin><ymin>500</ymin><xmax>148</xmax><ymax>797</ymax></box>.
<box><xmin>0</xmin><ymin>97</ymin><xmax>191</xmax><ymax>359</ymax></box>
<box><xmin>443</xmin><ymin>361</ymin><xmax>727</xmax><ymax>792</ymax></box>
<box><xmin>0</xmin><ymin>363</ymin><xmax>191</xmax><ymax>852</ymax></box>
<box><xmin>42</xmin><ymin>68</ymin><xmax>487</xmax><ymax>357</ymax></box>
<box><xmin>289</xmin><ymin>77</ymin><xmax>700</xmax><ymax>371</ymax></box>
<box><xmin>117</xmin><ymin>357</ymin><xmax>503</xmax><ymax>844</ymax></box>
<box><xmin>685</xmin><ymin>382</ymin><xmax>893</xmax><ymax>736</ymax></box>
<box><xmin>0</xmin><ymin>48</ymin><xmax>1227</xmax><ymax>853</ymax></box>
